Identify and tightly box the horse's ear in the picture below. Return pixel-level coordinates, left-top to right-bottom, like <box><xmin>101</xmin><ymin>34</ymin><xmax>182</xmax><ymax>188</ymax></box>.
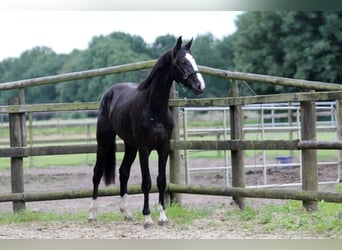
<box><xmin>175</xmin><ymin>36</ymin><xmax>182</xmax><ymax>51</ymax></box>
<box><xmin>184</xmin><ymin>38</ymin><xmax>193</xmax><ymax>50</ymax></box>
<box><xmin>172</xmin><ymin>36</ymin><xmax>182</xmax><ymax>61</ymax></box>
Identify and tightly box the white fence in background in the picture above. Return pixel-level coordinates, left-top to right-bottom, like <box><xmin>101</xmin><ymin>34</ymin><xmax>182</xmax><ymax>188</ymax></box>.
<box><xmin>181</xmin><ymin>101</ymin><xmax>341</xmax><ymax>188</ymax></box>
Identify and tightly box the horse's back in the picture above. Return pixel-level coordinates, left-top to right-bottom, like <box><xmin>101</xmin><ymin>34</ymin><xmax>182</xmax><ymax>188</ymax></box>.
<box><xmin>100</xmin><ymin>82</ymin><xmax>138</xmax><ymax>111</ymax></box>
<box><xmin>103</xmin><ymin>83</ymin><xmax>138</xmax><ymax>100</ymax></box>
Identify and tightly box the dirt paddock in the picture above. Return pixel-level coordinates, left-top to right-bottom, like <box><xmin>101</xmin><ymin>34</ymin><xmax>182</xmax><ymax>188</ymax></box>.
<box><xmin>0</xmin><ymin>158</ymin><xmax>340</xmax><ymax>239</ymax></box>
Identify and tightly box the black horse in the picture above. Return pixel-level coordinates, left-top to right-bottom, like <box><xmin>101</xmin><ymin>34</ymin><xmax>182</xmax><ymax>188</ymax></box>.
<box><xmin>88</xmin><ymin>36</ymin><xmax>205</xmax><ymax>228</ymax></box>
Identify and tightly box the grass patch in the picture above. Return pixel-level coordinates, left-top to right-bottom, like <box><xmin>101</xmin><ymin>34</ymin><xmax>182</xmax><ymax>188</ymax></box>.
<box><xmin>1</xmin><ymin>196</ymin><xmax>340</xmax><ymax>237</ymax></box>
<box><xmin>226</xmin><ymin>184</ymin><xmax>342</xmax><ymax>236</ymax></box>
<box><xmin>0</xmin><ymin>210</ymin><xmax>89</xmax><ymax>225</ymax></box>
<box><xmin>267</xmin><ymin>200</ymin><xmax>340</xmax><ymax>234</ymax></box>
<box><xmin>157</xmin><ymin>203</ymin><xmax>212</xmax><ymax>226</ymax></box>
<box><xmin>0</xmin><ymin>204</ymin><xmax>212</xmax><ymax>227</ymax></box>
<box><xmin>226</xmin><ymin>201</ymin><xmax>342</xmax><ymax>236</ymax></box>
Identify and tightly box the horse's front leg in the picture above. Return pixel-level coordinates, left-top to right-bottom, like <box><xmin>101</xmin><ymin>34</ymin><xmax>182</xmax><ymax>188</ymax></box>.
<box><xmin>157</xmin><ymin>143</ymin><xmax>170</xmax><ymax>226</ymax></box>
<box><xmin>119</xmin><ymin>143</ymin><xmax>137</xmax><ymax>221</ymax></box>
<box><xmin>139</xmin><ymin>148</ymin><xmax>153</xmax><ymax>229</ymax></box>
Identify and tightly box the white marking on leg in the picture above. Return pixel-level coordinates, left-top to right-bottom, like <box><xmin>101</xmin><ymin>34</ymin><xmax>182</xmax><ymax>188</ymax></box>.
<box><xmin>88</xmin><ymin>199</ymin><xmax>97</xmax><ymax>222</ymax></box>
<box><xmin>158</xmin><ymin>204</ymin><xmax>168</xmax><ymax>226</ymax></box>
<box><xmin>144</xmin><ymin>214</ymin><xmax>154</xmax><ymax>229</ymax></box>
<box><xmin>120</xmin><ymin>194</ymin><xmax>133</xmax><ymax>221</ymax></box>
<box><xmin>185</xmin><ymin>53</ymin><xmax>206</xmax><ymax>91</ymax></box>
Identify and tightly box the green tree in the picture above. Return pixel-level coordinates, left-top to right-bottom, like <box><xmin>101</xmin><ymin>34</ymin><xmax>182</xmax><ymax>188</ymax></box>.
<box><xmin>151</xmin><ymin>34</ymin><xmax>177</xmax><ymax>58</ymax></box>
<box><xmin>0</xmin><ymin>31</ymin><xmax>241</xmax><ymax>105</ymax></box>
<box><xmin>232</xmin><ymin>12</ymin><xmax>286</xmax><ymax>94</ymax></box>
<box><xmin>57</xmin><ymin>32</ymin><xmax>152</xmax><ymax>102</ymax></box>
<box><xmin>281</xmin><ymin>12</ymin><xmax>342</xmax><ymax>83</ymax></box>
<box><xmin>55</xmin><ymin>49</ymin><xmax>85</xmax><ymax>103</ymax></box>
<box><xmin>0</xmin><ymin>47</ymin><xmax>66</xmax><ymax>104</ymax></box>
<box><xmin>232</xmin><ymin>11</ymin><xmax>342</xmax><ymax>94</ymax></box>
<box><xmin>84</xmin><ymin>32</ymin><xmax>151</xmax><ymax>101</ymax></box>
<box><xmin>0</xmin><ymin>58</ymin><xmax>18</xmax><ymax>105</ymax></box>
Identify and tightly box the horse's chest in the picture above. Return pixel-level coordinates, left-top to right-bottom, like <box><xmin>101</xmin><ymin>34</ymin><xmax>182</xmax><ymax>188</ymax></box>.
<box><xmin>142</xmin><ymin>117</ymin><xmax>173</xmax><ymax>147</ymax></box>
<box><xmin>151</xmin><ymin>119</ymin><xmax>167</xmax><ymax>135</ymax></box>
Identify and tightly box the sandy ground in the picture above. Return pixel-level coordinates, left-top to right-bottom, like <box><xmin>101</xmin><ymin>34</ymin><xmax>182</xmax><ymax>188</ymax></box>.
<box><xmin>0</xmin><ymin>158</ymin><xmax>340</xmax><ymax>239</ymax></box>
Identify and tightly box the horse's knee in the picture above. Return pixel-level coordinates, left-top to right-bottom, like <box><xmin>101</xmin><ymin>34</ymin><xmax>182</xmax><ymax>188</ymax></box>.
<box><xmin>157</xmin><ymin>175</ymin><xmax>166</xmax><ymax>190</ymax></box>
<box><xmin>141</xmin><ymin>173</ymin><xmax>152</xmax><ymax>192</ymax></box>
<box><xmin>141</xmin><ymin>181</ymin><xmax>152</xmax><ymax>193</ymax></box>
<box><xmin>119</xmin><ymin>167</ymin><xmax>130</xmax><ymax>182</ymax></box>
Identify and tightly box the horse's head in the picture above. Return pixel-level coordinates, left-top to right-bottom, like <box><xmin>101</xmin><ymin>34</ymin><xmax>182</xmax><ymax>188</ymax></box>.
<box><xmin>171</xmin><ymin>36</ymin><xmax>206</xmax><ymax>95</ymax></box>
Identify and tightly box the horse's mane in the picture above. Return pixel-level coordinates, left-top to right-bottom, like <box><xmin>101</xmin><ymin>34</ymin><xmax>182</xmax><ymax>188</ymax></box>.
<box><xmin>137</xmin><ymin>49</ymin><xmax>172</xmax><ymax>91</ymax></box>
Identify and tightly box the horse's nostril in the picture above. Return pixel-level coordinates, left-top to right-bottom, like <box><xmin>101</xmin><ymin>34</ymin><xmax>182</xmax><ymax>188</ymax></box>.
<box><xmin>194</xmin><ymin>84</ymin><xmax>205</xmax><ymax>95</ymax></box>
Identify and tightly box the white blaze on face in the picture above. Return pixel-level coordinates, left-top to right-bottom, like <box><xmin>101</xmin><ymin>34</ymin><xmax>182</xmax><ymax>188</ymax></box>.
<box><xmin>185</xmin><ymin>52</ymin><xmax>206</xmax><ymax>92</ymax></box>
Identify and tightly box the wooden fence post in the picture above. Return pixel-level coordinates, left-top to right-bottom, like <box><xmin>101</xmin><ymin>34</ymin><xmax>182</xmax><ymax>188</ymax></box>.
<box><xmin>229</xmin><ymin>80</ymin><xmax>246</xmax><ymax>210</ymax></box>
<box><xmin>169</xmin><ymin>84</ymin><xmax>182</xmax><ymax>205</ymax></box>
<box><xmin>300</xmin><ymin>99</ymin><xmax>318</xmax><ymax>211</ymax></box>
<box><xmin>28</xmin><ymin>112</ymin><xmax>34</xmax><ymax>167</ymax></box>
<box><xmin>8</xmin><ymin>96</ymin><xmax>26</xmax><ymax>212</ymax></box>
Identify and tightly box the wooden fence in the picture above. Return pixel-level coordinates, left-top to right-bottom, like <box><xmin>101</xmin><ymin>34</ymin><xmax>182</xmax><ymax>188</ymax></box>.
<box><xmin>1</xmin><ymin>60</ymin><xmax>342</xmax><ymax>212</ymax></box>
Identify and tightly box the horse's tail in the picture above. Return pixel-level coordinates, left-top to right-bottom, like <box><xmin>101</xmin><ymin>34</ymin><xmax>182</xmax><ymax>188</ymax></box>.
<box><xmin>96</xmin><ymin>89</ymin><xmax>116</xmax><ymax>185</ymax></box>
<box><xmin>102</xmin><ymin>134</ymin><xmax>116</xmax><ymax>185</ymax></box>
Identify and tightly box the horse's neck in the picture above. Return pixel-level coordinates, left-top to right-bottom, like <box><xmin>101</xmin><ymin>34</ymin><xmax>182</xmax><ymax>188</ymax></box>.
<box><xmin>146</xmin><ymin>68</ymin><xmax>173</xmax><ymax>116</ymax></box>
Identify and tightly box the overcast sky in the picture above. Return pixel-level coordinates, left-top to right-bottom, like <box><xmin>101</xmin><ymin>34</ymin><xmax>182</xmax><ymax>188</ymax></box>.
<box><xmin>0</xmin><ymin>11</ymin><xmax>242</xmax><ymax>61</ymax></box>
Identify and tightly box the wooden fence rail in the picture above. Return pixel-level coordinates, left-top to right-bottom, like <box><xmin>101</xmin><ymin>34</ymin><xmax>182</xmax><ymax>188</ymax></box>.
<box><xmin>0</xmin><ymin>62</ymin><xmax>341</xmax><ymax>91</ymax></box>
<box><xmin>0</xmin><ymin>183</ymin><xmax>341</xmax><ymax>204</ymax></box>
<box><xmin>1</xmin><ymin>61</ymin><xmax>342</xmax><ymax>213</ymax></box>
<box><xmin>2</xmin><ymin>90</ymin><xmax>342</xmax><ymax>114</ymax></box>
<box><xmin>0</xmin><ymin>61</ymin><xmax>156</xmax><ymax>91</ymax></box>
<box><xmin>167</xmin><ymin>183</ymin><xmax>342</xmax><ymax>203</ymax></box>
<box><xmin>1</xmin><ymin>140</ymin><xmax>342</xmax><ymax>158</ymax></box>
<box><xmin>0</xmin><ymin>185</ymin><xmax>158</xmax><ymax>203</ymax></box>
<box><xmin>199</xmin><ymin>65</ymin><xmax>342</xmax><ymax>91</ymax></box>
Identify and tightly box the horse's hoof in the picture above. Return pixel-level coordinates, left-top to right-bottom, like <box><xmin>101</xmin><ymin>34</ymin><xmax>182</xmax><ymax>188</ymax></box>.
<box><xmin>158</xmin><ymin>220</ymin><xmax>168</xmax><ymax>227</ymax></box>
<box><xmin>88</xmin><ymin>218</ymin><xmax>97</xmax><ymax>223</ymax></box>
<box><xmin>144</xmin><ymin>222</ymin><xmax>154</xmax><ymax>229</ymax></box>
<box><xmin>125</xmin><ymin>215</ymin><xmax>134</xmax><ymax>221</ymax></box>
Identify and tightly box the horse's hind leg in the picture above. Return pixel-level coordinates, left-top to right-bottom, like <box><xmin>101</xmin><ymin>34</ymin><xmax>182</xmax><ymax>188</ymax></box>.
<box><xmin>119</xmin><ymin>143</ymin><xmax>137</xmax><ymax>221</ymax></box>
<box><xmin>88</xmin><ymin>122</ymin><xmax>115</xmax><ymax>222</ymax></box>
<box><xmin>88</xmin><ymin>161</ymin><xmax>102</xmax><ymax>222</ymax></box>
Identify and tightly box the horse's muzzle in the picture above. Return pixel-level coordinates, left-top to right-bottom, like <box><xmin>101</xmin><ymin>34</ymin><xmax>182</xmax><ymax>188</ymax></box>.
<box><xmin>193</xmin><ymin>87</ymin><xmax>205</xmax><ymax>95</ymax></box>
<box><xmin>193</xmin><ymin>80</ymin><xmax>206</xmax><ymax>95</ymax></box>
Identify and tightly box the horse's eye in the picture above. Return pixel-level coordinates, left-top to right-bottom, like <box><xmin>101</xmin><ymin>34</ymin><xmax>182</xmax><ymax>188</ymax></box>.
<box><xmin>180</xmin><ymin>59</ymin><xmax>186</xmax><ymax>64</ymax></box>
